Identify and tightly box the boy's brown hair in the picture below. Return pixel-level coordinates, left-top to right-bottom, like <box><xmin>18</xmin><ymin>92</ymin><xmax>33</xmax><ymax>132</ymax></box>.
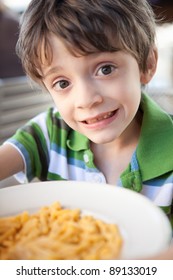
<box><xmin>17</xmin><ymin>0</ymin><xmax>156</xmax><ymax>83</ymax></box>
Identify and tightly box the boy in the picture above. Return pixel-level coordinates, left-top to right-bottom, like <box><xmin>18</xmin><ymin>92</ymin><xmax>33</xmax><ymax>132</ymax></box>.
<box><xmin>0</xmin><ymin>1</ymin><xmax>172</xmax><ymax>221</ymax></box>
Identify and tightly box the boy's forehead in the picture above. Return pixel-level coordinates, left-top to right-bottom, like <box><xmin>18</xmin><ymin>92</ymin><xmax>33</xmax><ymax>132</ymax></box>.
<box><xmin>47</xmin><ymin>33</ymin><xmax>107</xmax><ymax>56</ymax></box>
<box><xmin>39</xmin><ymin>34</ymin><xmax>74</xmax><ymax>73</ymax></box>
<box><xmin>42</xmin><ymin>32</ymin><xmax>122</xmax><ymax>59</ymax></box>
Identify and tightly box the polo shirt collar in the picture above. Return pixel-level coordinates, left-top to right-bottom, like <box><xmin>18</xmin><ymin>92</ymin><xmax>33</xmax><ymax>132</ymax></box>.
<box><xmin>137</xmin><ymin>93</ymin><xmax>173</xmax><ymax>181</ymax></box>
<box><xmin>67</xmin><ymin>129</ymin><xmax>89</xmax><ymax>151</ymax></box>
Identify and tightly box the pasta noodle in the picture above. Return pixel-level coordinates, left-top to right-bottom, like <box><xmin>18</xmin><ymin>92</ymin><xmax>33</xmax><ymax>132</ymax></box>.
<box><xmin>0</xmin><ymin>202</ymin><xmax>123</xmax><ymax>260</ymax></box>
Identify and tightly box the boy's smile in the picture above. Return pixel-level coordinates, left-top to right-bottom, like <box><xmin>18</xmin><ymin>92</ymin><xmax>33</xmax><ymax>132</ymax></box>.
<box><xmin>80</xmin><ymin>109</ymin><xmax>119</xmax><ymax>128</ymax></box>
<box><xmin>42</xmin><ymin>34</ymin><xmax>150</xmax><ymax>146</ymax></box>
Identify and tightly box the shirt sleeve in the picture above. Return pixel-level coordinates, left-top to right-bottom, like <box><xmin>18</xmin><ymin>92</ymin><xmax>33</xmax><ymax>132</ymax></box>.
<box><xmin>4</xmin><ymin>109</ymin><xmax>52</xmax><ymax>182</ymax></box>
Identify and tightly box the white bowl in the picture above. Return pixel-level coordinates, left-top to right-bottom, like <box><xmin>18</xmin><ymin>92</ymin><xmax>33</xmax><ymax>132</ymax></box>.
<box><xmin>0</xmin><ymin>181</ymin><xmax>172</xmax><ymax>259</ymax></box>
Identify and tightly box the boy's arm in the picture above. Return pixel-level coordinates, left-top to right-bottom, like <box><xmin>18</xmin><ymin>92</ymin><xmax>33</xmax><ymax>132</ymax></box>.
<box><xmin>0</xmin><ymin>144</ymin><xmax>24</xmax><ymax>180</ymax></box>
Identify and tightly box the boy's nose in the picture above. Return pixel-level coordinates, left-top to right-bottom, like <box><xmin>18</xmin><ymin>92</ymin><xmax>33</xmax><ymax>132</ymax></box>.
<box><xmin>75</xmin><ymin>82</ymin><xmax>103</xmax><ymax>109</ymax></box>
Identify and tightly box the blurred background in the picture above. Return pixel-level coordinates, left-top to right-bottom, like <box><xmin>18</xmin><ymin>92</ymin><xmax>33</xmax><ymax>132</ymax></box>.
<box><xmin>1</xmin><ymin>0</ymin><xmax>30</xmax><ymax>13</ymax></box>
<box><xmin>0</xmin><ymin>0</ymin><xmax>173</xmax><ymax>187</ymax></box>
<box><xmin>0</xmin><ymin>0</ymin><xmax>53</xmax><ymax>144</ymax></box>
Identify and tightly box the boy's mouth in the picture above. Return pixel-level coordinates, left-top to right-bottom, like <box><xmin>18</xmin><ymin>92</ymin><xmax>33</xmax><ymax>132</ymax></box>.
<box><xmin>83</xmin><ymin>110</ymin><xmax>116</xmax><ymax>124</ymax></box>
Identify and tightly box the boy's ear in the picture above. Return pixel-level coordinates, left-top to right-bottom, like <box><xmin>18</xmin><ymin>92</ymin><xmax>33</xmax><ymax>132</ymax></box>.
<box><xmin>140</xmin><ymin>46</ymin><xmax>158</xmax><ymax>84</ymax></box>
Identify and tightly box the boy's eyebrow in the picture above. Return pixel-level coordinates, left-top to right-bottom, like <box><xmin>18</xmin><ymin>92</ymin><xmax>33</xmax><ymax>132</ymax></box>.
<box><xmin>43</xmin><ymin>66</ymin><xmax>63</xmax><ymax>79</ymax></box>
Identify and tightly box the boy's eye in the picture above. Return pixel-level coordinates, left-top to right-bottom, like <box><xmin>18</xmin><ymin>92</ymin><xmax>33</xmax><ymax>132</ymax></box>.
<box><xmin>97</xmin><ymin>65</ymin><xmax>115</xmax><ymax>76</ymax></box>
<box><xmin>54</xmin><ymin>79</ymin><xmax>69</xmax><ymax>89</ymax></box>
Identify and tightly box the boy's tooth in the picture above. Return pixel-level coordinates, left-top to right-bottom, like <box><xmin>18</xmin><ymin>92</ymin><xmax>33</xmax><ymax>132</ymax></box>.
<box><xmin>86</xmin><ymin>111</ymin><xmax>114</xmax><ymax>124</ymax></box>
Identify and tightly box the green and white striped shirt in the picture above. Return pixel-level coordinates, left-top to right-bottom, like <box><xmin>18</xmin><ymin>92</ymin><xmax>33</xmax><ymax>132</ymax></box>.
<box><xmin>5</xmin><ymin>93</ymin><xmax>173</xmax><ymax>221</ymax></box>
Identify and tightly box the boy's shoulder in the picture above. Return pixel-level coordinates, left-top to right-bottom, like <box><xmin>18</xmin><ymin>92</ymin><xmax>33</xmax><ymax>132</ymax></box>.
<box><xmin>141</xmin><ymin>93</ymin><xmax>173</xmax><ymax>126</ymax></box>
<box><xmin>137</xmin><ymin>93</ymin><xmax>173</xmax><ymax>182</ymax></box>
<box><xmin>140</xmin><ymin>93</ymin><xmax>173</xmax><ymax>145</ymax></box>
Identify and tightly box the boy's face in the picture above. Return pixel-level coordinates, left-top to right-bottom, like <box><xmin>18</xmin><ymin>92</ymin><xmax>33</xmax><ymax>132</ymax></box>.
<box><xmin>42</xmin><ymin>34</ymin><xmax>150</xmax><ymax>145</ymax></box>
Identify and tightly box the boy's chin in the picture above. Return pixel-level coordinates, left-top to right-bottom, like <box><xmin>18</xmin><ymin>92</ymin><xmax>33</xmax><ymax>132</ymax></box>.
<box><xmin>89</xmin><ymin>135</ymin><xmax>119</xmax><ymax>145</ymax></box>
